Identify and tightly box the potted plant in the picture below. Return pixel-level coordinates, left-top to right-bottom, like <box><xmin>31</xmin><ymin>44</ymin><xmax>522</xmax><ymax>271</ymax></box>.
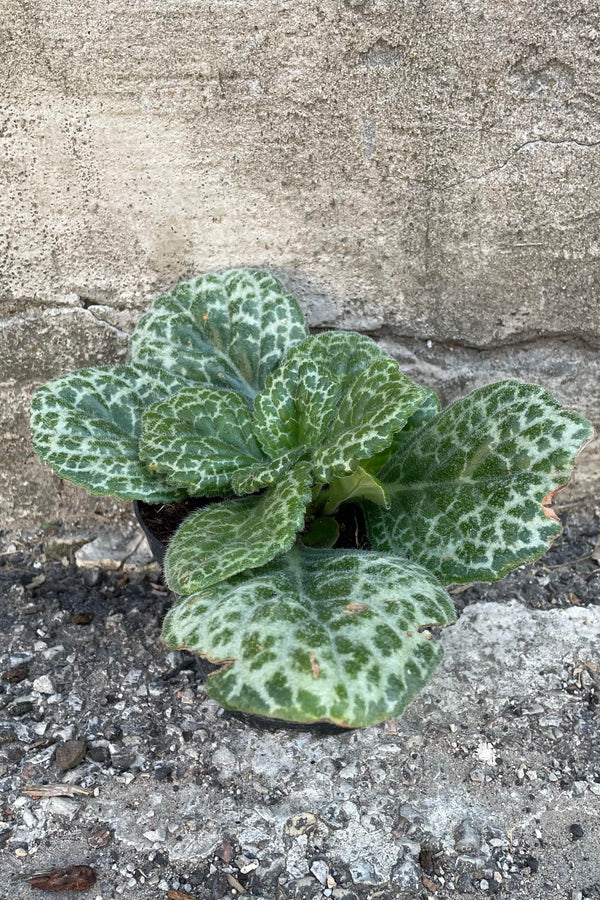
<box><xmin>30</xmin><ymin>268</ymin><xmax>594</xmax><ymax>728</ymax></box>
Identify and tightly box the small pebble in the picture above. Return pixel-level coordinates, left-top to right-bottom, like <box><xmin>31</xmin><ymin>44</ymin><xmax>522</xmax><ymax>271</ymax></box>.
<box><xmin>1</xmin><ymin>662</ymin><xmax>29</xmax><ymax>684</ymax></box>
<box><xmin>570</xmin><ymin>823</ymin><xmax>584</xmax><ymax>840</ymax></box>
<box><xmin>7</xmin><ymin>701</ymin><xmax>34</xmax><ymax>717</ymax></box>
<box><xmin>56</xmin><ymin>738</ymin><xmax>87</xmax><ymax>771</ymax></box>
<box><xmin>32</xmin><ymin>675</ymin><xmax>55</xmax><ymax>694</ymax></box>
<box><xmin>454</xmin><ymin>819</ymin><xmax>482</xmax><ymax>853</ymax></box>
<box><xmin>310</xmin><ymin>859</ymin><xmax>329</xmax><ymax>885</ymax></box>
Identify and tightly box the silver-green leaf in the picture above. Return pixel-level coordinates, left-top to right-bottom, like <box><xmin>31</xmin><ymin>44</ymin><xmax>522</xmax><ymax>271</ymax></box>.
<box><xmin>364</xmin><ymin>381</ymin><xmax>594</xmax><ymax>584</ymax></box>
<box><xmin>30</xmin><ymin>365</ymin><xmax>191</xmax><ymax>501</ymax></box>
<box><xmin>140</xmin><ymin>387</ymin><xmax>267</xmax><ymax>496</ymax></box>
<box><xmin>162</xmin><ymin>546</ymin><xmax>455</xmax><ymax>727</ymax></box>
<box><xmin>164</xmin><ymin>461</ymin><xmax>313</xmax><ymax>594</ymax></box>
<box><xmin>252</xmin><ymin>332</ymin><xmax>428</xmax><ymax>482</ymax></box>
<box><xmin>129</xmin><ymin>268</ymin><xmax>308</xmax><ymax>401</ymax></box>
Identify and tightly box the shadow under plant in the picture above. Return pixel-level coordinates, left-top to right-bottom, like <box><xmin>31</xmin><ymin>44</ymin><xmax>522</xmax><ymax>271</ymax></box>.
<box><xmin>0</xmin><ymin>506</ymin><xmax>599</xmax><ymax>899</ymax></box>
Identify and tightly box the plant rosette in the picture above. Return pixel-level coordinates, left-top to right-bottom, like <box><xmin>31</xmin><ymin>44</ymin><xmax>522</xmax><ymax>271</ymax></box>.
<box><xmin>30</xmin><ymin>268</ymin><xmax>594</xmax><ymax>728</ymax></box>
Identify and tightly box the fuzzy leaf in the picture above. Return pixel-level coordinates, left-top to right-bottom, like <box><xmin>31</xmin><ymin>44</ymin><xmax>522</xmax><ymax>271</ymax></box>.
<box><xmin>30</xmin><ymin>365</ymin><xmax>190</xmax><ymax>501</ymax></box>
<box><xmin>140</xmin><ymin>387</ymin><xmax>267</xmax><ymax>496</ymax></box>
<box><xmin>129</xmin><ymin>268</ymin><xmax>308</xmax><ymax>400</ymax></box>
<box><xmin>362</xmin><ymin>387</ymin><xmax>441</xmax><ymax>476</ymax></box>
<box><xmin>231</xmin><ymin>447</ymin><xmax>308</xmax><ymax>495</ymax></box>
<box><xmin>301</xmin><ymin>516</ymin><xmax>340</xmax><ymax>548</ymax></box>
<box><xmin>323</xmin><ymin>467</ymin><xmax>389</xmax><ymax>514</ymax></box>
<box><xmin>162</xmin><ymin>546</ymin><xmax>455</xmax><ymax>727</ymax></box>
<box><xmin>365</xmin><ymin>381</ymin><xmax>594</xmax><ymax>584</ymax></box>
<box><xmin>164</xmin><ymin>462</ymin><xmax>313</xmax><ymax>594</ymax></box>
<box><xmin>253</xmin><ymin>332</ymin><xmax>428</xmax><ymax>481</ymax></box>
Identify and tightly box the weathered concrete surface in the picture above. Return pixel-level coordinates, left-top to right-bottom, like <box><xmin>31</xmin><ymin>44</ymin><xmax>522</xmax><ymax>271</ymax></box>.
<box><xmin>1</xmin><ymin>0</ymin><xmax>598</xmax><ymax>526</ymax></box>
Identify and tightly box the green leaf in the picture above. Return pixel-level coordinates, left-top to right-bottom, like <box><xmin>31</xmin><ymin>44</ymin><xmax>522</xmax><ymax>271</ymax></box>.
<box><xmin>162</xmin><ymin>546</ymin><xmax>455</xmax><ymax>727</ymax></box>
<box><xmin>322</xmin><ymin>467</ymin><xmax>388</xmax><ymax>515</ymax></box>
<box><xmin>30</xmin><ymin>365</ymin><xmax>191</xmax><ymax>501</ymax></box>
<box><xmin>362</xmin><ymin>387</ymin><xmax>441</xmax><ymax>476</ymax></box>
<box><xmin>164</xmin><ymin>462</ymin><xmax>313</xmax><ymax>594</ymax></box>
<box><xmin>231</xmin><ymin>447</ymin><xmax>308</xmax><ymax>495</ymax></box>
<box><xmin>301</xmin><ymin>516</ymin><xmax>339</xmax><ymax>548</ymax></box>
<box><xmin>364</xmin><ymin>381</ymin><xmax>594</xmax><ymax>584</ymax></box>
<box><xmin>140</xmin><ymin>387</ymin><xmax>267</xmax><ymax>497</ymax></box>
<box><xmin>129</xmin><ymin>268</ymin><xmax>308</xmax><ymax>401</ymax></box>
<box><xmin>253</xmin><ymin>332</ymin><xmax>428</xmax><ymax>481</ymax></box>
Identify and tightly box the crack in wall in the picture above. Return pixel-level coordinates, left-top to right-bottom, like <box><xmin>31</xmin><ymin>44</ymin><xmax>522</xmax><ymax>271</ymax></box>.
<box><xmin>84</xmin><ymin>306</ymin><xmax>132</xmax><ymax>341</ymax></box>
<box><xmin>448</xmin><ymin>137</ymin><xmax>600</xmax><ymax>189</ymax></box>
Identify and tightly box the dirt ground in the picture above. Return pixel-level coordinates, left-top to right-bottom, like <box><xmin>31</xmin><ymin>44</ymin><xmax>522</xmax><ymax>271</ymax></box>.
<box><xmin>1</xmin><ymin>504</ymin><xmax>599</xmax><ymax>900</ymax></box>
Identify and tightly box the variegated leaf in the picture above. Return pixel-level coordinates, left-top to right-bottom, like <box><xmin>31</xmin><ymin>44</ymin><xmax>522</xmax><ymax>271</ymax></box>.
<box><xmin>363</xmin><ymin>386</ymin><xmax>441</xmax><ymax>476</ymax></box>
<box><xmin>129</xmin><ymin>268</ymin><xmax>308</xmax><ymax>400</ymax></box>
<box><xmin>231</xmin><ymin>447</ymin><xmax>308</xmax><ymax>495</ymax></box>
<box><xmin>253</xmin><ymin>332</ymin><xmax>428</xmax><ymax>482</ymax></box>
<box><xmin>364</xmin><ymin>381</ymin><xmax>594</xmax><ymax>584</ymax></box>
<box><xmin>30</xmin><ymin>365</ymin><xmax>190</xmax><ymax>501</ymax></box>
<box><xmin>140</xmin><ymin>387</ymin><xmax>267</xmax><ymax>496</ymax></box>
<box><xmin>311</xmin><ymin>357</ymin><xmax>427</xmax><ymax>481</ymax></box>
<box><xmin>164</xmin><ymin>462</ymin><xmax>313</xmax><ymax>594</ymax></box>
<box><xmin>162</xmin><ymin>546</ymin><xmax>455</xmax><ymax>727</ymax></box>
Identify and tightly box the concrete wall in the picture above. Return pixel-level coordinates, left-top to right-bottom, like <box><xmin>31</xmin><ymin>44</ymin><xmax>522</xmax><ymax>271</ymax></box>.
<box><xmin>1</xmin><ymin>0</ymin><xmax>598</xmax><ymax>528</ymax></box>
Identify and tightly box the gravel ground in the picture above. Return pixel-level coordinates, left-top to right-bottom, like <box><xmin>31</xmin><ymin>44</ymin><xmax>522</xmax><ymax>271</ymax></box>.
<box><xmin>1</xmin><ymin>506</ymin><xmax>599</xmax><ymax>900</ymax></box>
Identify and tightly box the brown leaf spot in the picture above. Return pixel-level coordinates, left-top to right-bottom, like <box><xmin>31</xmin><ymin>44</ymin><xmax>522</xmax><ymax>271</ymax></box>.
<box><xmin>542</xmin><ymin>488</ymin><xmax>561</xmax><ymax>522</ymax></box>
<box><xmin>344</xmin><ymin>602</ymin><xmax>369</xmax><ymax>615</ymax></box>
<box><xmin>27</xmin><ymin>865</ymin><xmax>97</xmax><ymax>892</ymax></box>
<box><xmin>309</xmin><ymin>650</ymin><xmax>320</xmax><ymax>680</ymax></box>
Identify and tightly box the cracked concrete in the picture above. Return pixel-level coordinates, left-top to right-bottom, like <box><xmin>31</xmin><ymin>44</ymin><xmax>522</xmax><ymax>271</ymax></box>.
<box><xmin>447</xmin><ymin>137</ymin><xmax>600</xmax><ymax>189</ymax></box>
<box><xmin>1</xmin><ymin>0</ymin><xmax>598</xmax><ymax>526</ymax></box>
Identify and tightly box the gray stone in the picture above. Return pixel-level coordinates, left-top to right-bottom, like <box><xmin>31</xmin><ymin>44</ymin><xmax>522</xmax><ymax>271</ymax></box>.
<box><xmin>210</xmin><ymin>746</ymin><xmax>238</xmax><ymax>780</ymax></box>
<box><xmin>75</xmin><ymin>532</ymin><xmax>155</xmax><ymax>571</ymax></box>
<box><xmin>310</xmin><ymin>859</ymin><xmax>329</xmax><ymax>885</ymax></box>
<box><xmin>390</xmin><ymin>853</ymin><xmax>422</xmax><ymax>893</ymax></box>
<box><xmin>454</xmin><ymin>819</ymin><xmax>483</xmax><ymax>854</ymax></box>
<box><xmin>32</xmin><ymin>675</ymin><xmax>55</xmax><ymax>695</ymax></box>
<box><xmin>349</xmin><ymin>855</ymin><xmax>387</xmax><ymax>886</ymax></box>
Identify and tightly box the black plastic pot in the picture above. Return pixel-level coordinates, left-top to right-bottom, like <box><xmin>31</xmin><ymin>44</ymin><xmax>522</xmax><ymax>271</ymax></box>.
<box><xmin>133</xmin><ymin>500</ymin><xmax>168</xmax><ymax>567</ymax></box>
<box><xmin>134</xmin><ymin>498</ymin><xmax>350</xmax><ymax>734</ymax></box>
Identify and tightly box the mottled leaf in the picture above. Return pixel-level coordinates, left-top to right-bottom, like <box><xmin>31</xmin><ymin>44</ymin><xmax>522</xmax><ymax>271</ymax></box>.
<box><xmin>140</xmin><ymin>387</ymin><xmax>266</xmax><ymax>496</ymax></box>
<box><xmin>30</xmin><ymin>365</ymin><xmax>190</xmax><ymax>501</ymax></box>
<box><xmin>365</xmin><ymin>381</ymin><xmax>594</xmax><ymax>584</ymax></box>
<box><xmin>362</xmin><ymin>387</ymin><xmax>441</xmax><ymax>476</ymax></box>
<box><xmin>164</xmin><ymin>462</ymin><xmax>313</xmax><ymax>594</ymax></box>
<box><xmin>231</xmin><ymin>447</ymin><xmax>308</xmax><ymax>495</ymax></box>
<box><xmin>129</xmin><ymin>268</ymin><xmax>308</xmax><ymax>400</ymax></box>
<box><xmin>253</xmin><ymin>332</ymin><xmax>427</xmax><ymax>481</ymax></box>
<box><xmin>162</xmin><ymin>546</ymin><xmax>455</xmax><ymax>727</ymax></box>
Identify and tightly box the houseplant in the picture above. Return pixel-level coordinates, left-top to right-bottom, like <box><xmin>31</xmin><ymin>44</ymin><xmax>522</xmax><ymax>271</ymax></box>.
<box><xmin>30</xmin><ymin>268</ymin><xmax>594</xmax><ymax>728</ymax></box>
